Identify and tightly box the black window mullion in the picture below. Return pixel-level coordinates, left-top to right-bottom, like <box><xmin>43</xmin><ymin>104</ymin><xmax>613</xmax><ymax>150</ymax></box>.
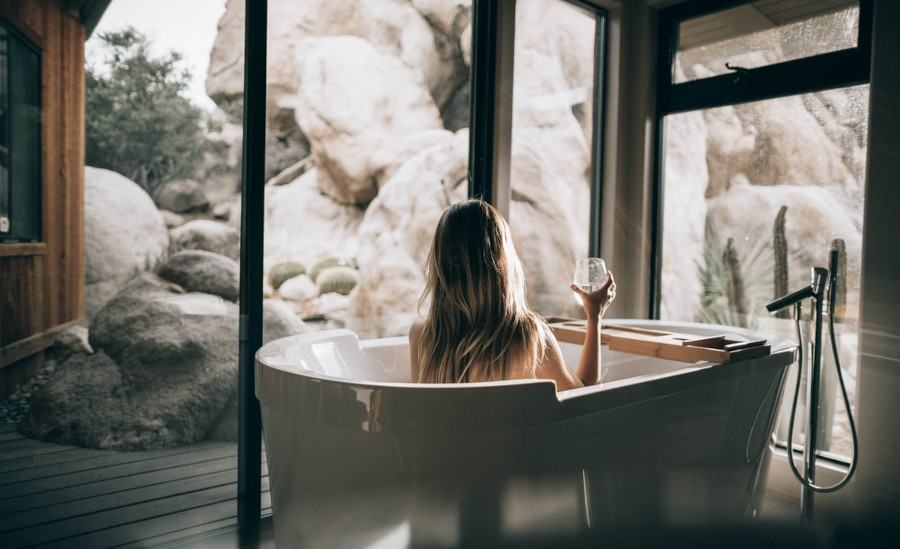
<box><xmin>588</xmin><ymin>9</ymin><xmax>607</xmax><ymax>258</ymax></box>
<box><xmin>660</xmin><ymin>47</ymin><xmax>871</xmax><ymax>115</ymax></box>
<box><xmin>468</xmin><ymin>0</ymin><xmax>500</xmax><ymax>202</ymax></box>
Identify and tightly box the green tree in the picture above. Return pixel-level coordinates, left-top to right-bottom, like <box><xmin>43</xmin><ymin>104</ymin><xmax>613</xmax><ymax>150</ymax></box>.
<box><xmin>86</xmin><ymin>27</ymin><xmax>208</xmax><ymax>194</ymax></box>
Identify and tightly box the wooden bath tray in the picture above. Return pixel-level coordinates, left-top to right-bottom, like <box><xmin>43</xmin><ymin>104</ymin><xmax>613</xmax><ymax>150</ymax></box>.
<box><xmin>545</xmin><ymin>318</ymin><xmax>771</xmax><ymax>364</ymax></box>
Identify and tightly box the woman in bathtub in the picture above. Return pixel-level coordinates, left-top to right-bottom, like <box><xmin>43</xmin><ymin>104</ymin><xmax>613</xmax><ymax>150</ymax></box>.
<box><xmin>409</xmin><ymin>199</ymin><xmax>616</xmax><ymax>391</ymax></box>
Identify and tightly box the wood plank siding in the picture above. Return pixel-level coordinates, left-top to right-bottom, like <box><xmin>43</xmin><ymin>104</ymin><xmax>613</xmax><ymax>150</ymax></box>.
<box><xmin>0</xmin><ymin>0</ymin><xmax>86</xmax><ymax>398</ymax></box>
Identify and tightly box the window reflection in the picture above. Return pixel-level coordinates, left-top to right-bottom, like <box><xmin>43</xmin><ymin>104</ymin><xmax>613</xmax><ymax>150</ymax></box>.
<box><xmin>660</xmin><ymin>85</ymin><xmax>868</xmax><ymax>457</ymax></box>
<box><xmin>510</xmin><ymin>0</ymin><xmax>602</xmax><ymax>319</ymax></box>
<box><xmin>675</xmin><ymin>1</ymin><xmax>860</xmax><ymax>83</ymax></box>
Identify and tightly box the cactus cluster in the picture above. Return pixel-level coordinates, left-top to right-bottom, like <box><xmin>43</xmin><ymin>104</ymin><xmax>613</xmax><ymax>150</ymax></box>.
<box><xmin>308</xmin><ymin>254</ymin><xmax>352</xmax><ymax>283</ymax></box>
<box><xmin>316</xmin><ymin>266</ymin><xmax>359</xmax><ymax>295</ymax></box>
<box><xmin>268</xmin><ymin>259</ymin><xmax>307</xmax><ymax>289</ymax></box>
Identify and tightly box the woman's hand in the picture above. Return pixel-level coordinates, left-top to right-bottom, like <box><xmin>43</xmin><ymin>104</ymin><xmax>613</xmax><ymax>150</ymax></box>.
<box><xmin>570</xmin><ymin>272</ymin><xmax>616</xmax><ymax>319</ymax></box>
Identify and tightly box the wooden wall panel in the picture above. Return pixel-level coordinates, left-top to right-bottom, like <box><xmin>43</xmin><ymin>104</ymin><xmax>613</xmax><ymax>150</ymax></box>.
<box><xmin>0</xmin><ymin>255</ymin><xmax>41</xmax><ymax>346</ymax></box>
<box><xmin>41</xmin><ymin>2</ymin><xmax>63</xmax><ymax>330</ymax></box>
<box><xmin>63</xmin><ymin>12</ymin><xmax>86</xmax><ymax>324</ymax></box>
<box><xmin>0</xmin><ymin>0</ymin><xmax>86</xmax><ymax>395</ymax></box>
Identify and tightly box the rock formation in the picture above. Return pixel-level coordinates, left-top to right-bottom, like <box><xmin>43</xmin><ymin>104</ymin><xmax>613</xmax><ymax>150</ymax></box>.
<box><xmin>84</xmin><ymin>167</ymin><xmax>170</xmax><ymax>321</ymax></box>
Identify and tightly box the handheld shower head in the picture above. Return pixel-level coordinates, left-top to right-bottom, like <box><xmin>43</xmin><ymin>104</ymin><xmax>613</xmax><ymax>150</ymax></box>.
<box><xmin>766</xmin><ymin>267</ymin><xmax>829</xmax><ymax>313</ymax></box>
<box><xmin>766</xmin><ymin>285</ymin><xmax>815</xmax><ymax>312</ymax></box>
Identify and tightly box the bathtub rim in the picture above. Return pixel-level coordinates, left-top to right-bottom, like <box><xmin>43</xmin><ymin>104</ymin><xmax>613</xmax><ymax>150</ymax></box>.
<box><xmin>255</xmin><ymin>319</ymin><xmax>797</xmax><ymax>392</ymax></box>
<box><xmin>255</xmin><ymin>319</ymin><xmax>797</xmax><ymax>423</ymax></box>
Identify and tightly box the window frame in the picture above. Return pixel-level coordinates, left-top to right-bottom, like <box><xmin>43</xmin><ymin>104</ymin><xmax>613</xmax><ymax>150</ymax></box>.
<box><xmin>468</xmin><ymin>0</ymin><xmax>609</xmax><ymax>256</ymax></box>
<box><xmin>651</xmin><ymin>0</ymin><xmax>873</xmax><ymax>318</ymax></box>
<box><xmin>0</xmin><ymin>16</ymin><xmax>42</xmax><ymax>244</ymax></box>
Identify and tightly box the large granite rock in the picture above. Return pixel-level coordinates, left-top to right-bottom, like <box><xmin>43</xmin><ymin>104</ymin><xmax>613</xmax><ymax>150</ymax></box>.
<box><xmin>169</xmin><ymin>219</ymin><xmax>241</xmax><ymax>260</ymax></box>
<box><xmin>206</xmin><ymin>0</ymin><xmax>466</xmax><ymax>110</ymax></box>
<box><xmin>264</xmin><ymin>167</ymin><xmax>364</xmax><ymax>265</ymax></box>
<box><xmin>703</xmin><ymin>94</ymin><xmax>858</xmax><ymax>198</ymax></box>
<box><xmin>513</xmin><ymin>0</ymin><xmax>597</xmax><ymax>141</ymax></box>
<box><xmin>84</xmin><ymin>167</ymin><xmax>170</xmax><ymax>321</ymax></box>
<box><xmin>156</xmin><ymin>250</ymin><xmax>240</xmax><ymax>302</ymax></box>
<box><xmin>292</xmin><ymin>35</ymin><xmax>444</xmax><ymax>205</ymax></box>
<box><xmin>151</xmin><ymin>178</ymin><xmax>210</xmax><ymax>213</ymax></box>
<box><xmin>21</xmin><ymin>274</ymin><xmax>239</xmax><ymax>450</ymax></box>
<box><xmin>20</xmin><ymin>274</ymin><xmax>310</xmax><ymax>449</ymax></box>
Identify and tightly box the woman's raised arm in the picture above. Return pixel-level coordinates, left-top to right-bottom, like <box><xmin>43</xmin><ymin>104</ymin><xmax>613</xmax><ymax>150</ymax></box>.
<box><xmin>569</xmin><ymin>272</ymin><xmax>616</xmax><ymax>386</ymax></box>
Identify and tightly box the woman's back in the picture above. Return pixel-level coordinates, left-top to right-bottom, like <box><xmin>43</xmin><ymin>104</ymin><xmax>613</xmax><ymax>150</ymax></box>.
<box><xmin>409</xmin><ymin>199</ymin><xmax>615</xmax><ymax>391</ymax></box>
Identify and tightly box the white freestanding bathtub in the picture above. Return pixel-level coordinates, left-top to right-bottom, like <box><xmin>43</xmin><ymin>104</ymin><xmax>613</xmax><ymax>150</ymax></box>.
<box><xmin>255</xmin><ymin>320</ymin><xmax>796</xmax><ymax>548</ymax></box>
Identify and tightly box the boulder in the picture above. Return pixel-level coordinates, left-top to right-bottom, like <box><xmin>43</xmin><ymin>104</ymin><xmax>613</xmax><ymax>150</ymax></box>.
<box><xmin>354</xmin><ymin>130</ymin><xmax>471</xmax><ymax>275</ymax></box>
<box><xmin>160</xmin><ymin>209</ymin><xmax>186</xmax><ymax>229</ymax></box>
<box><xmin>156</xmin><ymin>250</ymin><xmax>241</xmax><ymax>302</ymax></box>
<box><xmin>292</xmin><ymin>35</ymin><xmax>444</xmax><ymax>205</ymax></box>
<box><xmin>277</xmin><ymin>274</ymin><xmax>319</xmax><ymax>303</ymax></box>
<box><xmin>20</xmin><ymin>274</ymin><xmax>311</xmax><ymax>449</ymax></box>
<box><xmin>169</xmin><ymin>219</ymin><xmax>241</xmax><ymax>260</ymax></box>
<box><xmin>151</xmin><ymin>178</ymin><xmax>210</xmax><ymax>213</ymax></box>
<box><xmin>513</xmin><ymin>0</ymin><xmax>597</xmax><ymax>141</ymax></box>
<box><xmin>263</xmin><ymin>298</ymin><xmax>312</xmax><ymax>343</ymax></box>
<box><xmin>206</xmin><ymin>0</ymin><xmax>466</xmax><ymax>110</ymax></box>
<box><xmin>264</xmin><ymin>167</ymin><xmax>364</xmax><ymax>265</ymax></box>
<box><xmin>84</xmin><ymin>167</ymin><xmax>170</xmax><ymax>321</ymax></box>
<box><xmin>703</xmin><ymin>95</ymin><xmax>857</xmax><ymax>198</ymax></box>
<box><xmin>21</xmin><ymin>274</ymin><xmax>239</xmax><ymax>450</ymax></box>
<box><xmin>46</xmin><ymin>325</ymin><xmax>92</xmax><ymax>366</ymax></box>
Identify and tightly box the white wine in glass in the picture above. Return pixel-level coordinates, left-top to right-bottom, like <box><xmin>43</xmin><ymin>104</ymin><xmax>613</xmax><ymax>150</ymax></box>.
<box><xmin>573</xmin><ymin>258</ymin><xmax>607</xmax><ymax>306</ymax></box>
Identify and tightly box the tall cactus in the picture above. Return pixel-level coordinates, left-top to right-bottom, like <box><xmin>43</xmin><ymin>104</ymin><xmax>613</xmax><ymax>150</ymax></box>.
<box><xmin>773</xmin><ymin>205</ymin><xmax>790</xmax><ymax>319</ymax></box>
<box><xmin>723</xmin><ymin>237</ymin><xmax>747</xmax><ymax>318</ymax></box>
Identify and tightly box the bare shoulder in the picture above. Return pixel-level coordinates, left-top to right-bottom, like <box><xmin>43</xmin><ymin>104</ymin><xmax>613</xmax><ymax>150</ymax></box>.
<box><xmin>535</xmin><ymin>324</ymin><xmax>582</xmax><ymax>390</ymax></box>
<box><xmin>408</xmin><ymin>320</ymin><xmax>425</xmax><ymax>383</ymax></box>
<box><xmin>408</xmin><ymin>319</ymin><xmax>424</xmax><ymax>342</ymax></box>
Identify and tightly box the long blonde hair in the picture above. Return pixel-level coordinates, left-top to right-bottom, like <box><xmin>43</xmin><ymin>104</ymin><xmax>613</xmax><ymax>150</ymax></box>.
<box><xmin>417</xmin><ymin>200</ymin><xmax>547</xmax><ymax>383</ymax></box>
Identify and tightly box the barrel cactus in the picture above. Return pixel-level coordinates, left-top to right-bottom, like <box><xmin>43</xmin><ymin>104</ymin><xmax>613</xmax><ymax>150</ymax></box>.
<box><xmin>268</xmin><ymin>259</ymin><xmax>307</xmax><ymax>289</ymax></box>
<box><xmin>308</xmin><ymin>254</ymin><xmax>352</xmax><ymax>282</ymax></box>
<box><xmin>316</xmin><ymin>266</ymin><xmax>359</xmax><ymax>295</ymax></box>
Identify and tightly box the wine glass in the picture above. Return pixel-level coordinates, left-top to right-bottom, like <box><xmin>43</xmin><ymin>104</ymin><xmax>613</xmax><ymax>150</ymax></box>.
<box><xmin>573</xmin><ymin>257</ymin><xmax>607</xmax><ymax>306</ymax></box>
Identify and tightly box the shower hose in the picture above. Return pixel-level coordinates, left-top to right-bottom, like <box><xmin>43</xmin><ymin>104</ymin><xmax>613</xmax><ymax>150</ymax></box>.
<box><xmin>784</xmin><ymin>264</ymin><xmax>859</xmax><ymax>493</ymax></box>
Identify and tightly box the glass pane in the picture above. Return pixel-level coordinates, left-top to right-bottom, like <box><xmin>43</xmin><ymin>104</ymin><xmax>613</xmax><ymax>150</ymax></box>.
<box><xmin>510</xmin><ymin>0</ymin><xmax>599</xmax><ymax>319</ymax></box>
<box><xmin>675</xmin><ymin>1</ymin><xmax>860</xmax><ymax>83</ymax></box>
<box><xmin>9</xmin><ymin>34</ymin><xmax>41</xmax><ymax>241</ymax></box>
<box><xmin>259</xmin><ymin>2</ymin><xmax>471</xmax><ymax>341</ymax></box>
<box><xmin>660</xmin><ymin>84</ymin><xmax>868</xmax><ymax>457</ymax></box>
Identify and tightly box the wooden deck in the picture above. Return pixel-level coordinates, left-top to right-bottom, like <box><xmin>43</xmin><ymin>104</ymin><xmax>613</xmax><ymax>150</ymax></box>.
<box><xmin>0</xmin><ymin>422</ymin><xmax>272</xmax><ymax>548</ymax></box>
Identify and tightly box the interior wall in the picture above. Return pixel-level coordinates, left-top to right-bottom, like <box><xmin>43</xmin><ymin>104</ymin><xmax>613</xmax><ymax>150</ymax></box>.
<box><xmin>600</xmin><ymin>1</ymin><xmax>657</xmax><ymax>320</ymax></box>
<box><xmin>852</xmin><ymin>0</ymin><xmax>900</xmax><ymax>524</ymax></box>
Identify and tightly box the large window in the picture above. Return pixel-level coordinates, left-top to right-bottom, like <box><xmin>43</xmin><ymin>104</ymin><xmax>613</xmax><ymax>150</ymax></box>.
<box><xmin>656</xmin><ymin>0</ymin><xmax>870</xmax><ymax>458</ymax></box>
<box><xmin>509</xmin><ymin>0</ymin><xmax>606</xmax><ymax>319</ymax></box>
<box><xmin>0</xmin><ymin>19</ymin><xmax>41</xmax><ymax>243</ymax></box>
